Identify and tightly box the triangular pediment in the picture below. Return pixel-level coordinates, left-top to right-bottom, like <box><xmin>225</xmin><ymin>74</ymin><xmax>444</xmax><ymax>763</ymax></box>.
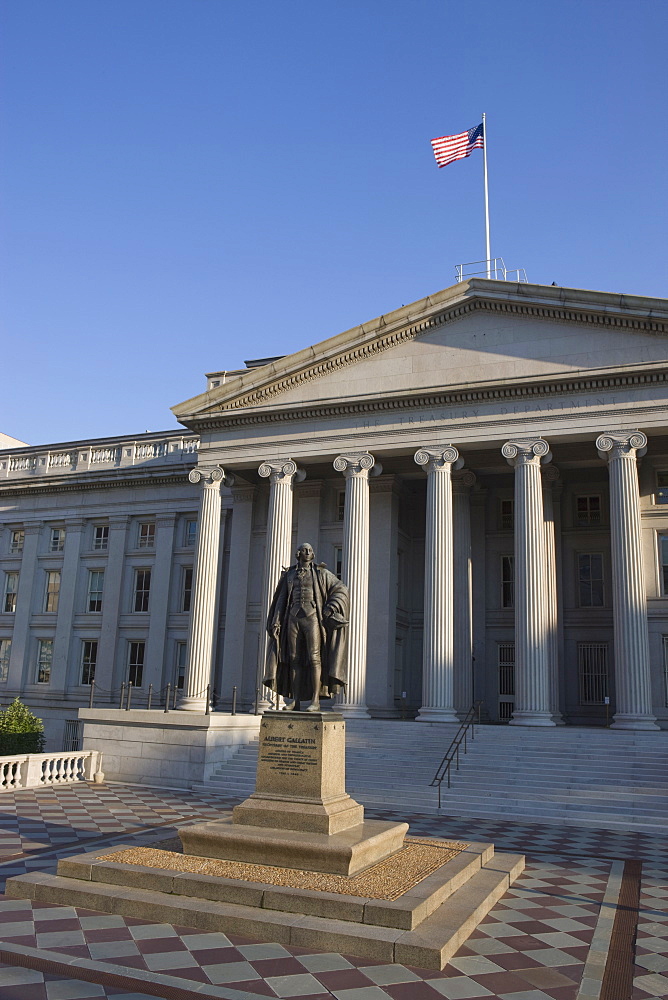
<box><xmin>173</xmin><ymin>280</ymin><xmax>668</xmax><ymax>424</ymax></box>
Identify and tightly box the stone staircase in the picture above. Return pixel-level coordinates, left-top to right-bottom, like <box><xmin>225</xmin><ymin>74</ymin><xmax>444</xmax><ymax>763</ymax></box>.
<box><xmin>201</xmin><ymin>720</ymin><xmax>668</xmax><ymax>833</ymax></box>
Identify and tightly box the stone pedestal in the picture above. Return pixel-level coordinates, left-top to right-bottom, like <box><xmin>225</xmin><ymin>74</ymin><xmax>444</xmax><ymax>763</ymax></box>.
<box><xmin>179</xmin><ymin>711</ymin><xmax>407</xmax><ymax>876</ymax></box>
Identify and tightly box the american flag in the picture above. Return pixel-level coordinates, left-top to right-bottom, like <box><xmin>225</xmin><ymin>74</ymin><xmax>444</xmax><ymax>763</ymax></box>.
<box><xmin>430</xmin><ymin>122</ymin><xmax>484</xmax><ymax>168</ymax></box>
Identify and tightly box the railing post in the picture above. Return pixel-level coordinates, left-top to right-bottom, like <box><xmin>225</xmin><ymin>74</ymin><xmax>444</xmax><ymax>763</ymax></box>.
<box><xmin>119</xmin><ymin>682</ymin><xmax>126</xmax><ymax>709</ymax></box>
<box><xmin>231</xmin><ymin>685</ymin><xmax>237</xmax><ymax>716</ymax></box>
<box><xmin>205</xmin><ymin>684</ymin><xmax>211</xmax><ymax>716</ymax></box>
<box><xmin>254</xmin><ymin>687</ymin><xmax>260</xmax><ymax>715</ymax></box>
<box><xmin>164</xmin><ymin>683</ymin><xmax>171</xmax><ymax>713</ymax></box>
<box><xmin>126</xmin><ymin>682</ymin><xmax>133</xmax><ymax>711</ymax></box>
<box><xmin>147</xmin><ymin>684</ymin><xmax>153</xmax><ymax>711</ymax></box>
<box><xmin>173</xmin><ymin>684</ymin><xmax>178</xmax><ymax>709</ymax></box>
<box><xmin>89</xmin><ymin>679</ymin><xmax>95</xmax><ymax>709</ymax></box>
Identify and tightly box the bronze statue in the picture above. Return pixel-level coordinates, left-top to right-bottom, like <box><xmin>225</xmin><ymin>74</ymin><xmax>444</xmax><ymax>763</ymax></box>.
<box><xmin>264</xmin><ymin>542</ymin><xmax>349</xmax><ymax>711</ymax></box>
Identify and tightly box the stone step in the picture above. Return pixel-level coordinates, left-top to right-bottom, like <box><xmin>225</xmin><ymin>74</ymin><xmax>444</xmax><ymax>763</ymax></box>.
<box><xmin>5</xmin><ymin>849</ymin><xmax>524</xmax><ymax>970</ymax></box>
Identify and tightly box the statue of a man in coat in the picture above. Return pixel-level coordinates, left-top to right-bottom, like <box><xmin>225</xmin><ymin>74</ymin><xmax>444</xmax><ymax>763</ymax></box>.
<box><xmin>264</xmin><ymin>542</ymin><xmax>349</xmax><ymax>711</ymax></box>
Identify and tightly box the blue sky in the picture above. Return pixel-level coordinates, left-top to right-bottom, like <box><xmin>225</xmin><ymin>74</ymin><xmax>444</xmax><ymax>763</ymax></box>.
<box><xmin>2</xmin><ymin>0</ymin><xmax>666</xmax><ymax>446</ymax></box>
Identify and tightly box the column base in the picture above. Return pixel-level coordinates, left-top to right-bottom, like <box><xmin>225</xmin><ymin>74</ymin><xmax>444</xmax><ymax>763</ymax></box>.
<box><xmin>509</xmin><ymin>711</ymin><xmax>556</xmax><ymax>727</ymax></box>
<box><xmin>417</xmin><ymin>707</ymin><xmax>459</xmax><ymax>724</ymax></box>
<box><xmin>177</xmin><ymin>696</ymin><xmax>209</xmax><ymax>712</ymax></box>
<box><xmin>611</xmin><ymin>713</ymin><xmax>660</xmax><ymax>731</ymax></box>
<box><xmin>338</xmin><ymin>704</ymin><xmax>371</xmax><ymax>719</ymax></box>
<box><xmin>552</xmin><ymin>713</ymin><xmax>566</xmax><ymax>726</ymax></box>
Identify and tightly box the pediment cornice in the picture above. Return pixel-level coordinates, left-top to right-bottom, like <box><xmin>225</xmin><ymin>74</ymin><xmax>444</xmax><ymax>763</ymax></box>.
<box><xmin>173</xmin><ymin>281</ymin><xmax>668</xmax><ymax>425</ymax></box>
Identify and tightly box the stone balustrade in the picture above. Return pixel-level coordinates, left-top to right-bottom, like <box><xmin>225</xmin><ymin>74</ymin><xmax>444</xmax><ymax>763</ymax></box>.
<box><xmin>0</xmin><ymin>750</ymin><xmax>102</xmax><ymax>791</ymax></box>
<box><xmin>0</xmin><ymin>434</ymin><xmax>199</xmax><ymax>480</ymax></box>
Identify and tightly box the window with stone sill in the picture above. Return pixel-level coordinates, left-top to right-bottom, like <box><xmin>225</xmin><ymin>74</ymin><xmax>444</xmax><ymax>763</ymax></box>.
<box><xmin>578</xmin><ymin>553</ymin><xmax>604</xmax><ymax>607</ymax></box>
<box><xmin>0</xmin><ymin>638</ymin><xmax>11</xmax><ymax>682</ymax></box>
<box><xmin>499</xmin><ymin>499</ymin><xmax>513</xmax><ymax>531</ymax></box>
<box><xmin>656</xmin><ymin>472</ymin><xmax>668</xmax><ymax>505</ymax></box>
<box><xmin>660</xmin><ymin>536</ymin><xmax>668</xmax><ymax>596</ymax></box>
<box><xmin>333</xmin><ymin>546</ymin><xmax>343</xmax><ymax>581</ymax></box>
<box><xmin>501</xmin><ymin>556</ymin><xmax>514</xmax><ymax>608</ymax></box>
<box><xmin>87</xmin><ymin>570</ymin><xmax>104</xmax><ymax>613</ymax></box>
<box><xmin>133</xmin><ymin>570</ymin><xmax>151</xmax><ymax>613</ymax></box>
<box><xmin>44</xmin><ymin>571</ymin><xmax>61</xmax><ymax>614</ymax></box>
<box><xmin>578</xmin><ymin>642</ymin><xmax>608</xmax><ymax>705</ymax></box>
<box><xmin>127</xmin><ymin>640</ymin><xmax>145</xmax><ymax>687</ymax></box>
<box><xmin>93</xmin><ymin>525</ymin><xmax>109</xmax><ymax>551</ymax></box>
<box><xmin>137</xmin><ymin>522</ymin><xmax>155</xmax><ymax>549</ymax></box>
<box><xmin>36</xmin><ymin>639</ymin><xmax>53</xmax><ymax>684</ymax></box>
<box><xmin>184</xmin><ymin>519</ymin><xmax>197</xmax><ymax>547</ymax></box>
<box><xmin>49</xmin><ymin>528</ymin><xmax>65</xmax><ymax>552</ymax></box>
<box><xmin>575</xmin><ymin>494</ymin><xmax>602</xmax><ymax>526</ymax></box>
<box><xmin>81</xmin><ymin>640</ymin><xmax>97</xmax><ymax>686</ymax></box>
<box><xmin>175</xmin><ymin>640</ymin><xmax>187</xmax><ymax>689</ymax></box>
<box><xmin>3</xmin><ymin>573</ymin><xmax>18</xmax><ymax>613</ymax></box>
<box><xmin>181</xmin><ymin>566</ymin><xmax>193</xmax><ymax>612</ymax></box>
<box><xmin>337</xmin><ymin>490</ymin><xmax>346</xmax><ymax>522</ymax></box>
<box><xmin>9</xmin><ymin>529</ymin><xmax>24</xmax><ymax>554</ymax></box>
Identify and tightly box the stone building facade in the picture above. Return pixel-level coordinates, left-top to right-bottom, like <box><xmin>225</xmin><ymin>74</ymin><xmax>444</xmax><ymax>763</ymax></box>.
<box><xmin>2</xmin><ymin>279</ymin><xmax>668</xmax><ymax>747</ymax></box>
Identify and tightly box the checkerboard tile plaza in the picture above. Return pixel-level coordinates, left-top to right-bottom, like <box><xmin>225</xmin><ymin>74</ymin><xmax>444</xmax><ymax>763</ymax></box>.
<box><xmin>633</xmin><ymin>865</ymin><xmax>668</xmax><ymax>999</ymax></box>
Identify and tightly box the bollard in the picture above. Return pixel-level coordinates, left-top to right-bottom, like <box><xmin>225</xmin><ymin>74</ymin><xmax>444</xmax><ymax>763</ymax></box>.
<box><xmin>173</xmin><ymin>684</ymin><xmax>178</xmax><ymax>709</ymax></box>
<box><xmin>126</xmin><ymin>682</ymin><xmax>133</xmax><ymax>711</ymax></box>
<box><xmin>254</xmin><ymin>687</ymin><xmax>260</xmax><ymax>715</ymax></box>
<box><xmin>231</xmin><ymin>685</ymin><xmax>237</xmax><ymax>716</ymax></box>
<box><xmin>147</xmin><ymin>683</ymin><xmax>153</xmax><ymax>711</ymax></box>
<box><xmin>164</xmin><ymin>683</ymin><xmax>171</xmax><ymax>713</ymax></box>
<box><xmin>119</xmin><ymin>682</ymin><xmax>126</xmax><ymax>710</ymax></box>
<box><xmin>205</xmin><ymin>684</ymin><xmax>211</xmax><ymax>716</ymax></box>
<box><xmin>89</xmin><ymin>679</ymin><xmax>95</xmax><ymax>709</ymax></box>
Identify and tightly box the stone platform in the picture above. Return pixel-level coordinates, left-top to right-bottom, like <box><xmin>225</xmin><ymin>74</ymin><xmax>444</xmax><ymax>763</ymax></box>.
<box><xmin>6</xmin><ymin>836</ymin><xmax>525</xmax><ymax>969</ymax></box>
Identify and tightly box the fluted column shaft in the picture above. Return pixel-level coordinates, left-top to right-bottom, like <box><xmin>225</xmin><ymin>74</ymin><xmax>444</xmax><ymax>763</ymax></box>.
<box><xmin>453</xmin><ymin>471</ymin><xmax>476</xmax><ymax>716</ymax></box>
<box><xmin>257</xmin><ymin>460</ymin><xmax>301</xmax><ymax>706</ymax></box>
<box><xmin>333</xmin><ymin>453</ymin><xmax>375</xmax><ymax>718</ymax></box>
<box><xmin>596</xmin><ymin>432</ymin><xmax>658</xmax><ymax>730</ymax></box>
<box><xmin>414</xmin><ymin>447</ymin><xmax>460</xmax><ymax>723</ymax></box>
<box><xmin>181</xmin><ymin>466</ymin><xmax>225</xmax><ymax>711</ymax></box>
<box><xmin>542</xmin><ymin>467</ymin><xmax>564</xmax><ymax>724</ymax></box>
<box><xmin>503</xmin><ymin>439</ymin><xmax>555</xmax><ymax>726</ymax></box>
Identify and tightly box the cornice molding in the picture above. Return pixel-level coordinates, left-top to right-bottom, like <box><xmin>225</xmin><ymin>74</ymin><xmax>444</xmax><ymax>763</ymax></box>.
<box><xmin>185</xmin><ymin>297</ymin><xmax>668</xmax><ymax>421</ymax></box>
<box><xmin>0</xmin><ymin>471</ymin><xmax>199</xmax><ymax>499</ymax></box>
<box><xmin>188</xmin><ymin>365</ymin><xmax>668</xmax><ymax>432</ymax></box>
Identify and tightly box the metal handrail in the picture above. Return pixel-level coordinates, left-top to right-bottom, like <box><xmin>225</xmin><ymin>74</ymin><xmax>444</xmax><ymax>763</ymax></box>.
<box><xmin>430</xmin><ymin>701</ymin><xmax>483</xmax><ymax>808</ymax></box>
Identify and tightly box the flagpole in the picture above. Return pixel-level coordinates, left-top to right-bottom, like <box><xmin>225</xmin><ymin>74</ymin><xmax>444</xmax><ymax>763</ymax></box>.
<box><xmin>482</xmin><ymin>112</ymin><xmax>491</xmax><ymax>278</ymax></box>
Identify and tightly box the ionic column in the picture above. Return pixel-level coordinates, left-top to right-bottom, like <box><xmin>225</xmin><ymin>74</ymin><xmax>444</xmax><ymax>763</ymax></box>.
<box><xmin>180</xmin><ymin>466</ymin><xmax>226</xmax><ymax>711</ymax></box>
<box><xmin>257</xmin><ymin>460</ymin><xmax>303</xmax><ymax>707</ymax></box>
<box><xmin>452</xmin><ymin>470</ymin><xmax>476</xmax><ymax>716</ymax></box>
<box><xmin>542</xmin><ymin>466</ymin><xmax>564</xmax><ymax>724</ymax></box>
<box><xmin>145</xmin><ymin>513</ymin><xmax>177</xmax><ymax>699</ymax></box>
<box><xmin>596</xmin><ymin>432</ymin><xmax>658</xmax><ymax>730</ymax></box>
<box><xmin>414</xmin><ymin>447</ymin><xmax>460</xmax><ymax>723</ymax></box>
<box><xmin>221</xmin><ymin>486</ymin><xmax>256</xmax><ymax>709</ymax></box>
<box><xmin>502</xmin><ymin>439</ymin><xmax>555</xmax><ymax>726</ymax></box>
<box><xmin>333</xmin><ymin>452</ymin><xmax>376</xmax><ymax>718</ymax></box>
<box><xmin>6</xmin><ymin>521</ymin><xmax>43</xmax><ymax>693</ymax></box>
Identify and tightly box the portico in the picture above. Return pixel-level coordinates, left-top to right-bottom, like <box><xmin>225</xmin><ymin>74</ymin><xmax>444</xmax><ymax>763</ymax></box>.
<box><xmin>173</xmin><ymin>279</ymin><xmax>668</xmax><ymax>731</ymax></box>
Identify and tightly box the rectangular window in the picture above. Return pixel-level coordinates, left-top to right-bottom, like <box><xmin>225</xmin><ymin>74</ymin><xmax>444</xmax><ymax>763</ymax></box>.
<box><xmin>81</xmin><ymin>640</ymin><xmax>98</xmax><ymax>685</ymax></box>
<box><xmin>0</xmin><ymin>639</ymin><xmax>11</xmax><ymax>682</ymax></box>
<box><xmin>578</xmin><ymin>642</ymin><xmax>608</xmax><ymax>704</ymax></box>
<box><xmin>660</xmin><ymin>536</ymin><xmax>668</xmax><ymax>595</ymax></box>
<box><xmin>578</xmin><ymin>553</ymin><xmax>604</xmax><ymax>607</ymax></box>
<box><xmin>337</xmin><ymin>490</ymin><xmax>346</xmax><ymax>522</ymax></box>
<box><xmin>36</xmin><ymin>639</ymin><xmax>53</xmax><ymax>684</ymax></box>
<box><xmin>93</xmin><ymin>525</ymin><xmax>109</xmax><ymax>550</ymax></box>
<box><xmin>184</xmin><ymin>520</ymin><xmax>197</xmax><ymax>547</ymax></box>
<box><xmin>663</xmin><ymin>637</ymin><xmax>668</xmax><ymax>708</ymax></box>
<box><xmin>128</xmin><ymin>641</ymin><xmax>145</xmax><ymax>687</ymax></box>
<box><xmin>133</xmin><ymin>570</ymin><xmax>151</xmax><ymax>612</ymax></box>
<box><xmin>498</xmin><ymin>642</ymin><xmax>515</xmax><ymax>721</ymax></box>
<box><xmin>3</xmin><ymin>573</ymin><xmax>19</xmax><ymax>613</ymax></box>
<box><xmin>137</xmin><ymin>522</ymin><xmax>155</xmax><ymax>549</ymax></box>
<box><xmin>49</xmin><ymin>528</ymin><xmax>66</xmax><ymax>552</ymax></box>
<box><xmin>576</xmin><ymin>494</ymin><xmax>601</xmax><ymax>525</ymax></box>
<box><xmin>334</xmin><ymin>546</ymin><xmax>343</xmax><ymax>581</ymax></box>
<box><xmin>87</xmin><ymin>571</ymin><xmax>104</xmax><ymax>613</ymax></box>
<box><xmin>10</xmin><ymin>529</ymin><xmax>24</xmax><ymax>554</ymax></box>
<box><xmin>176</xmin><ymin>640</ymin><xmax>187</xmax><ymax>689</ymax></box>
<box><xmin>501</xmin><ymin>556</ymin><xmax>514</xmax><ymax>608</ymax></box>
<box><xmin>499</xmin><ymin>499</ymin><xmax>514</xmax><ymax>531</ymax></box>
<box><xmin>44</xmin><ymin>571</ymin><xmax>61</xmax><ymax>613</ymax></box>
<box><xmin>181</xmin><ymin>567</ymin><xmax>193</xmax><ymax>612</ymax></box>
<box><xmin>657</xmin><ymin>472</ymin><xmax>668</xmax><ymax>505</ymax></box>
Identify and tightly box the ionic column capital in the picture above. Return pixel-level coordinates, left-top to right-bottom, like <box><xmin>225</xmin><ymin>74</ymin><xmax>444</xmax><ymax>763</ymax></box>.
<box><xmin>414</xmin><ymin>446</ymin><xmax>460</xmax><ymax>473</ymax></box>
<box><xmin>258</xmin><ymin>459</ymin><xmax>305</xmax><ymax>484</ymax></box>
<box><xmin>188</xmin><ymin>465</ymin><xmax>227</xmax><ymax>488</ymax></box>
<box><xmin>502</xmin><ymin>439</ymin><xmax>551</xmax><ymax>467</ymax></box>
<box><xmin>596</xmin><ymin>431</ymin><xmax>647</xmax><ymax>462</ymax></box>
<box><xmin>334</xmin><ymin>452</ymin><xmax>377</xmax><ymax>478</ymax></box>
<box><xmin>541</xmin><ymin>464</ymin><xmax>561</xmax><ymax>486</ymax></box>
<box><xmin>452</xmin><ymin>469</ymin><xmax>477</xmax><ymax>493</ymax></box>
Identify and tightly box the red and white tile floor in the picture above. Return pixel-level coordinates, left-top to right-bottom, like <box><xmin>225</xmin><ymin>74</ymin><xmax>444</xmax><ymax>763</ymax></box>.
<box><xmin>0</xmin><ymin>782</ymin><xmax>665</xmax><ymax>1000</ymax></box>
